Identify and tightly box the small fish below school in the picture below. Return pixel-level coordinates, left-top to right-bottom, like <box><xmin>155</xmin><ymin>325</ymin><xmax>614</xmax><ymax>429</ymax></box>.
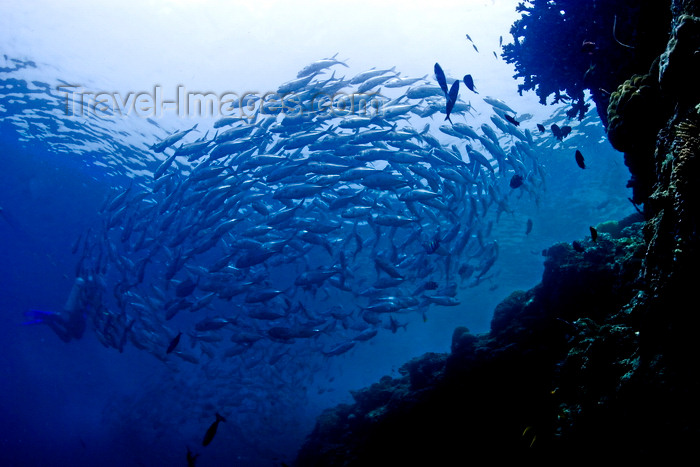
<box><xmin>202</xmin><ymin>412</ymin><xmax>226</xmax><ymax>446</ymax></box>
<box><xmin>575</xmin><ymin>150</ymin><xmax>586</xmax><ymax>169</ymax></box>
<box><xmin>463</xmin><ymin>74</ymin><xmax>478</xmax><ymax>94</ymax></box>
<box><xmin>589</xmin><ymin>226</ymin><xmax>598</xmax><ymax>242</ymax></box>
<box><xmin>509</xmin><ymin>174</ymin><xmax>524</xmax><ymax>189</ymax></box>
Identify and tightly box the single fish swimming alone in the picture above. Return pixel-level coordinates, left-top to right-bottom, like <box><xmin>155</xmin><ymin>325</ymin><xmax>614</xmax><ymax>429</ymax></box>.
<box><xmin>509</xmin><ymin>174</ymin><xmax>524</xmax><ymax>189</ymax></box>
<box><xmin>590</xmin><ymin>226</ymin><xmax>598</xmax><ymax>242</ymax></box>
<box><xmin>463</xmin><ymin>74</ymin><xmax>478</xmax><ymax>94</ymax></box>
<box><xmin>575</xmin><ymin>150</ymin><xmax>586</xmax><ymax>169</ymax></box>
<box><xmin>202</xmin><ymin>412</ymin><xmax>226</xmax><ymax>446</ymax></box>
<box><xmin>526</xmin><ymin>218</ymin><xmax>533</xmax><ymax>235</ymax></box>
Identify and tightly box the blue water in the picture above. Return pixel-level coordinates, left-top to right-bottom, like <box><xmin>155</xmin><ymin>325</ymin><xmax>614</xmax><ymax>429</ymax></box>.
<box><xmin>1</xmin><ymin>40</ymin><xmax>634</xmax><ymax>467</ymax></box>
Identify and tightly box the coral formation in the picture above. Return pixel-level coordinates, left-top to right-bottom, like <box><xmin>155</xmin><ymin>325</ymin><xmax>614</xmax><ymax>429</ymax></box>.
<box><xmin>296</xmin><ymin>216</ymin><xmax>664</xmax><ymax>465</ymax></box>
<box><xmin>502</xmin><ymin>1</ymin><xmax>670</xmax><ymax>125</ymax></box>
<box><xmin>604</xmin><ymin>13</ymin><xmax>700</xmax><ymax>205</ymax></box>
<box><xmin>606</xmin><ymin>68</ymin><xmax>666</xmax><ymax>204</ymax></box>
<box><xmin>659</xmin><ymin>14</ymin><xmax>700</xmax><ymax>102</ymax></box>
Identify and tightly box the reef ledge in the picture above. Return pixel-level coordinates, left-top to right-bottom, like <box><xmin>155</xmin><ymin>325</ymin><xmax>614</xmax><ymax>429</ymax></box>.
<box><xmin>295</xmin><ymin>214</ymin><xmax>686</xmax><ymax>465</ymax></box>
<box><xmin>296</xmin><ymin>1</ymin><xmax>700</xmax><ymax>463</ymax></box>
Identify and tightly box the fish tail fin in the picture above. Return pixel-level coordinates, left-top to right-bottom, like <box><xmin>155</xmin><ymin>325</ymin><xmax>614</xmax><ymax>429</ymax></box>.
<box><xmin>22</xmin><ymin>319</ymin><xmax>45</xmax><ymax>325</ymax></box>
<box><xmin>23</xmin><ymin>309</ymin><xmax>59</xmax><ymax>325</ymax></box>
<box><xmin>215</xmin><ymin>412</ymin><xmax>226</xmax><ymax>423</ymax></box>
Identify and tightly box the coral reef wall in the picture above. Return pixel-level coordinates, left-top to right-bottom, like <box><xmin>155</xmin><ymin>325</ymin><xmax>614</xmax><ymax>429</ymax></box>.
<box><xmin>295</xmin><ymin>1</ymin><xmax>699</xmax><ymax>464</ymax></box>
<box><xmin>502</xmin><ymin>0</ymin><xmax>671</xmax><ymax>124</ymax></box>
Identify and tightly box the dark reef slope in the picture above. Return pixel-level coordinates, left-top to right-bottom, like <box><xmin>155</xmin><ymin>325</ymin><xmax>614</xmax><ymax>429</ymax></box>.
<box><xmin>296</xmin><ymin>1</ymin><xmax>699</xmax><ymax>464</ymax></box>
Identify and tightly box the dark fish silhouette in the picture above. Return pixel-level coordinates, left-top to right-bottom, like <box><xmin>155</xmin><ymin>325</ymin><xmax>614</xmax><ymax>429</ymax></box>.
<box><xmin>465</xmin><ymin>34</ymin><xmax>473</xmax><ymax>43</ymax></box>
<box><xmin>462</xmin><ymin>74</ymin><xmax>478</xmax><ymax>94</ymax></box>
<box><xmin>166</xmin><ymin>331</ymin><xmax>182</xmax><ymax>354</ymax></box>
<box><xmin>187</xmin><ymin>447</ymin><xmax>199</xmax><ymax>466</ymax></box>
<box><xmin>444</xmin><ymin>80</ymin><xmax>460</xmax><ymax>124</ymax></box>
<box><xmin>526</xmin><ymin>218</ymin><xmax>533</xmax><ymax>235</ymax></box>
<box><xmin>561</xmin><ymin>125</ymin><xmax>572</xmax><ymax>138</ymax></box>
<box><xmin>504</xmin><ymin>114</ymin><xmax>520</xmax><ymax>126</ymax></box>
<box><xmin>537</xmin><ymin>123</ymin><xmax>545</xmax><ymax>133</ymax></box>
<box><xmin>551</xmin><ymin>124</ymin><xmax>563</xmax><ymax>141</ymax></box>
<box><xmin>575</xmin><ymin>150</ymin><xmax>586</xmax><ymax>169</ymax></box>
<box><xmin>589</xmin><ymin>226</ymin><xmax>598</xmax><ymax>242</ymax></box>
<box><xmin>572</xmin><ymin>240</ymin><xmax>584</xmax><ymax>253</ymax></box>
<box><xmin>509</xmin><ymin>174</ymin><xmax>524</xmax><ymax>189</ymax></box>
<box><xmin>434</xmin><ymin>63</ymin><xmax>448</xmax><ymax>95</ymax></box>
<box><xmin>472</xmin><ymin>44</ymin><xmax>479</xmax><ymax>53</ymax></box>
<box><xmin>202</xmin><ymin>412</ymin><xmax>226</xmax><ymax>446</ymax></box>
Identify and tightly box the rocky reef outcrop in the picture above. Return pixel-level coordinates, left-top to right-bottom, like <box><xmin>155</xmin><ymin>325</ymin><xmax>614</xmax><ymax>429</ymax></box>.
<box><xmin>296</xmin><ymin>1</ymin><xmax>700</xmax><ymax>464</ymax></box>
<box><xmin>296</xmin><ymin>216</ymin><xmax>654</xmax><ymax>464</ymax></box>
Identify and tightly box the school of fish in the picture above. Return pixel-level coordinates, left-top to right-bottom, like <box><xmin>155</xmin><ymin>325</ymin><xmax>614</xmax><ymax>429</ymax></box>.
<box><xmin>71</xmin><ymin>56</ymin><xmax>550</xmax><ymax>372</ymax></box>
<box><xmin>0</xmin><ymin>52</ymin><xmax>599</xmax><ymax>454</ymax></box>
